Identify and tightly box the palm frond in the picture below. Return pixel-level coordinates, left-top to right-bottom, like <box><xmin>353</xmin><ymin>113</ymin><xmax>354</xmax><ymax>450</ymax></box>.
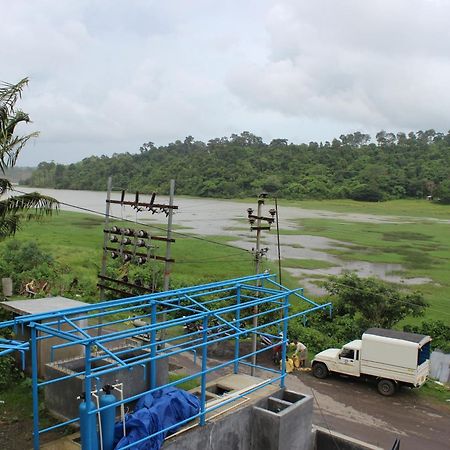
<box><xmin>0</xmin><ymin>192</ymin><xmax>59</xmax><ymax>218</ymax></box>
<box><xmin>0</xmin><ymin>78</ymin><xmax>29</xmax><ymax>114</ymax></box>
<box><xmin>0</xmin><ymin>214</ymin><xmax>20</xmax><ymax>239</ymax></box>
<box><xmin>0</xmin><ymin>131</ymin><xmax>39</xmax><ymax>174</ymax></box>
<box><xmin>0</xmin><ymin>177</ymin><xmax>12</xmax><ymax>195</ymax></box>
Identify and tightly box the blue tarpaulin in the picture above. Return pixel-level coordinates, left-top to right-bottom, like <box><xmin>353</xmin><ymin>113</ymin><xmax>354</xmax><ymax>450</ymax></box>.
<box><xmin>113</xmin><ymin>387</ymin><xmax>201</xmax><ymax>450</ymax></box>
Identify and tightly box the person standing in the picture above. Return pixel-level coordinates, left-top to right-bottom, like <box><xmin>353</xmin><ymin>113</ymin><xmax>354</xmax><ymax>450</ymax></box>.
<box><xmin>293</xmin><ymin>340</ymin><xmax>308</xmax><ymax>368</ymax></box>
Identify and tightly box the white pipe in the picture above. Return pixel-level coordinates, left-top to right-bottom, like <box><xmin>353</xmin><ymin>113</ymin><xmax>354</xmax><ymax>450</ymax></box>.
<box><xmin>112</xmin><ymin>383</ymin><xmax>126</xmax><ymax>438</ymax></box>
<box><xmin>91</xmin><ymin>391</ymin><xmax>104</xmax><ymax>450</ymax></box>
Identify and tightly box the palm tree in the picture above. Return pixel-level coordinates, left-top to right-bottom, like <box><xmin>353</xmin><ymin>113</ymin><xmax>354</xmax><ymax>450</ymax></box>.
<box><xmin>0</xmin><ymin>77</ymin><xmax>58</xmax><ymax>238</ymax></box>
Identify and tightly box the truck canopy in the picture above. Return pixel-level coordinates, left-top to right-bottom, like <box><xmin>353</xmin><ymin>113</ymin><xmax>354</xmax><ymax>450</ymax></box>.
<box><xmin>362</xmin><ymin>328</ymin><xmax>431</xmax><ymax>371</ymax></box>
<box><xmin>364</xmin><ymin>328</ymin><xmax>430</xmax><ymax>347</ymax></box>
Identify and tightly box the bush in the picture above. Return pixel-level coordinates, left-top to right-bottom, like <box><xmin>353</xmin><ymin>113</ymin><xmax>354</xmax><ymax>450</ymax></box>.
<box><xmin>403</xmin><ymin>320</ymin><xmax>450</xmax><ymax>353</ymax></box>
<box><xmin>288</xmin><ymin>318</ymin><xmax>338</xmax><ymax>355</ymax></box>
<box><xmin>0</xmin><ymin>240</ymin><xmax>57</xmax><ymax>295</ymax></box>
<box><xmin>0</xmin><ymin>355</ymin><xmax>21</xmax><ymax>391</ymax></box>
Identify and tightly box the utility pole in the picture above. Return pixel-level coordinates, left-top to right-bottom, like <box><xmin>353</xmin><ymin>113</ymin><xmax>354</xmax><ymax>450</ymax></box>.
<box><xmin>163</xmin><ymin>179</ymin><xmax>175</xmax><ymax>292</ymax></box>
<box><xmin>160</xmin><ymin>179</ymin><xmax>175</xmax><ymax>342</ymax></box>
<box><xmin>247</xmin><ymin>192</ymin><xmax>276</xmax><ymax>376</ymax></box>
<box><xmin>98</xmin><ymin>181</ymin><xmax>177</xmax><ymax>299</ymax></box>
<box><xmin>99</xmin><ymin>176</ymin><xmax>113</xmax><ymax>303</ymax></box>
<box><xmin>98</xmin><ymin>176</ymin><xmax>113</xmax><ymax>336</ymax></box>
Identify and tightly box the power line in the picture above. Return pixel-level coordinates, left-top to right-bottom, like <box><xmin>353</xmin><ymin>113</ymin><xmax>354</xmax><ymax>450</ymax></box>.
<box><xmin>11</xmin><ymin>188</ymin><xmax>449</xmax><ymax>316</ymax></box>
<box><xmin>11</xmin><ymin>187</ymin><xmax>251</xmax><ymax>255</ymax></box>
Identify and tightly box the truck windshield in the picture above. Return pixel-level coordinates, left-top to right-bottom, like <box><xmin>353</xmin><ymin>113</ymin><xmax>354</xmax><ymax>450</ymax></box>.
<box><xmin>340</xmin><ymin>348</ymin><xmax>354</xmax><ymax>359</ymax></box>
<box><xmin>418</xmin><ymin>342</ymin><xmax>430</xmax><ymax>365</ymax></box>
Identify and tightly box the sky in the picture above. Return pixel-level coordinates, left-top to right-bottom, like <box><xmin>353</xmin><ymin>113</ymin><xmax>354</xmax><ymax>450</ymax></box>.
<box><xmin>2</xmin><ymin>0</ymin><xmax>450</xmax><ymax>165</ymax></box>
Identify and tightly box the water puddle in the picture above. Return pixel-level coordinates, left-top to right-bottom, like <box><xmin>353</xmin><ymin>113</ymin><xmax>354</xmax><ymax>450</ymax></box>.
<box><xmin>16</xmin><ymin>187</ymin><xmax>435</xmax><ymax>296</ymax></box>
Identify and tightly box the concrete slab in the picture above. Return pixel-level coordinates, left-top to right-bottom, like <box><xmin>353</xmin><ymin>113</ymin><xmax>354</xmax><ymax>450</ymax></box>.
<box><xmin>40</xmin><ymin>432</ymin><xmax>81</xmax><ymax>450</ymax></box>
<box><xmin>1</xmin><ymin>297</ymin><xmax>90</xmax><ymax>377</ymax></box>
<box><xmin>1</xmin><ymin>296</ymin><xmax>89</xmax><ymax>316</ymax></box>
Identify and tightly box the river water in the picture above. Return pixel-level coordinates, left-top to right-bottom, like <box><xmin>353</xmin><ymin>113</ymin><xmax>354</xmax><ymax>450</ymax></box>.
<box><xmin>15</xmin><ymin>187</ymin><xmax>432</xmax><ymax>296</ymax></box>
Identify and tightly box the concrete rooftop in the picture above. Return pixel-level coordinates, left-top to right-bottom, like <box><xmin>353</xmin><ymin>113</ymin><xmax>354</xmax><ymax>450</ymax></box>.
<box><xmin>0</xmin><ymin>296</ymin><xmax>89</xmax><ymax>316</ymax></box>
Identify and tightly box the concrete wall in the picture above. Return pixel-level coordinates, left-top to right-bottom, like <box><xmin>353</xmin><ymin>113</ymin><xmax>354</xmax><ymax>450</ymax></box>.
<box><xmin>251</xmin><ymin>390</ymin><xmax>313</xmax><ymax>450</ymax></box>
<box><xmin>44</xmin><ymin>347</ymin><xmax>168</xmax><ymax>421</ymax></box>
<box><xmin>43</xmin><ymin>386</ymin><xmax>381</xmax><ymax>450</ymax></box>
<box><xmin>312</xmin><ymin>427</ymin><xmax>384</xmax><ymax>450</ymax></box>
<box><xmin>14</xmin><ymin>318</ymin><xmax>87</xmax><ymax>378</ymax></box>
<box><xmin>162</xmin><ymin>389</ymin><xmax>313</xmax><ymax>450</ymax></box>
<box><xmin>430</xmin><ymin>351</ymin><xmax>450</xmax><ymax>383</ymax></box>
<box><xmin>163</xmin><ymin>392</ymin><xmax>270</xmax><ymax>450</ymax></box>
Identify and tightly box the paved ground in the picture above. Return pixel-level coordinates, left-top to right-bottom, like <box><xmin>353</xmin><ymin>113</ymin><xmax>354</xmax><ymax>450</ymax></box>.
<box><xmin>199</xmin><ymin>347</ymin><xmax>450</xmax><ymax>450</ymax></box>
<box><xmin>285</xmin><ymin>370</ymin><xmax>450</xmax><ymax>450</ymax></box>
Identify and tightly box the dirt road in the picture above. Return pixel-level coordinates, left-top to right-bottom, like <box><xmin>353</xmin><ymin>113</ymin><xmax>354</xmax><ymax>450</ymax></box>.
<box><xmin>286</xmin><ymin>371</ymin><xmax>450</xmax><ymax>450</ymax></box>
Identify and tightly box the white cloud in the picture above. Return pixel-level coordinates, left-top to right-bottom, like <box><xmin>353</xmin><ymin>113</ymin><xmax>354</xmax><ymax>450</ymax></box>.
<box><xmin>228</xmin><ymin>0</ymin><xmax>450</xmax><ymax>131</ymax></box>
<box><xmin>1</xmin><ymin>0</ymin><xmax>450</xmax><ymax>165</ymax></box>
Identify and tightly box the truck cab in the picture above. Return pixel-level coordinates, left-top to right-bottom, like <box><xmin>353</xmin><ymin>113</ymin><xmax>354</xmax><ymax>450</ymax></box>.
<box><xmin>313</xmin><ymin>340</ymin><xmax>362</xmax><ymax>378</ymax></box>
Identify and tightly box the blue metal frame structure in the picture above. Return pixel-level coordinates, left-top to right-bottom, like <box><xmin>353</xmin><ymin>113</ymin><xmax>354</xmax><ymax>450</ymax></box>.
<box><xmin>0</xmin><ymin>273</ymin><xmax>332</xmax><ymax>450</ymax></box>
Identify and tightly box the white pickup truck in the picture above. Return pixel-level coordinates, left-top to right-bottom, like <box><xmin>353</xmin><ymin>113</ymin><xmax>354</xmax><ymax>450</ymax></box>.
<box><xmin>311</xmin><ymin>328</ymin><xmax>431</xmax><ymax>395</ymax></box>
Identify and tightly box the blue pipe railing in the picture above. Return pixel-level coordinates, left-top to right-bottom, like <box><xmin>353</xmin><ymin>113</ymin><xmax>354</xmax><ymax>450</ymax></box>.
<box><xmin>0</xmin><ymin>273</ymin><xmax>331</xmax><ymax>450</ymax></box>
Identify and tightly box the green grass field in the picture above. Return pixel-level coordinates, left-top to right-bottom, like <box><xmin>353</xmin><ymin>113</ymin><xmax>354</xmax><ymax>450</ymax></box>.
<box><xmin>277</xmin><ymin>198</ymin><xmax>450</xmax><ymax>219</ymax></box>
<box><xmin>0</xmin><ymin>211</ymin><xmax>260</xmax><ymax>299</ymax></box>
<box><xmin>1</xmin><ymin>197</ymin><xmax>449</xmax><ymax>326</ymax></box>
<box><xmin>292</xmin><ymin>217</ymin><xmax>450</xmax><ymax>324</ymax></box>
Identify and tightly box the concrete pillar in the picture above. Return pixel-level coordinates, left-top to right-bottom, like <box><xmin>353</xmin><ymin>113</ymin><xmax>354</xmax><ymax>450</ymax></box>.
<box><xmin>251</xmin><ymin>390</ymin><xmax>313</xmax><ymax>450</ymax></box>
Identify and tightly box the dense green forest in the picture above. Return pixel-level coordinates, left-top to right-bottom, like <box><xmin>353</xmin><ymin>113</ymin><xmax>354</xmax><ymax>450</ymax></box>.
<box><xmin>26</xmin><ymin>130</ymin><xmax>450</xmax><ymax>201</ymax></box>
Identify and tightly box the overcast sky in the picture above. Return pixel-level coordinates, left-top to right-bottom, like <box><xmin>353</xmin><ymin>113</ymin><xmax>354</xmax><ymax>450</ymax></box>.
<box><xmin>2</xmin><ymin>0</ymin><xmax>450</xmax><ymax>165</ymax></box>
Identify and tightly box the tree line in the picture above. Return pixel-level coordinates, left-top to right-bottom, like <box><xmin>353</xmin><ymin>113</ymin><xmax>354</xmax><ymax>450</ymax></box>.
<box><xmin>25</xmin><ymin>130</ymin><xmax>450</xmax><ymax>202</ymax></box>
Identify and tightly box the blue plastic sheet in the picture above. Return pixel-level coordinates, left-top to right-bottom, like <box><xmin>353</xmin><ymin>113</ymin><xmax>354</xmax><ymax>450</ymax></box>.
<box><xmin>113</xmin><ymin>387</ymin><xmax>200</xmax><ymax>450</ymax></box>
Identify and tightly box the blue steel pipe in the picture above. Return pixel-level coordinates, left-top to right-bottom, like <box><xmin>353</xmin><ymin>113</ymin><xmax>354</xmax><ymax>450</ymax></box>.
<box><xmin>110</xmin><ymin>375</ymin><xmax>283</xmax><ymax>450</ymax></box>
<box><xmin>9</xmin><ymin>274</ymin><xmax>274</xmax><ymax>330</ymax></box>
<box><xmin>38</xmin><ymin>338</ymin><xmax>285</xmax><ymax>438</ymax></box>
<box><xmin>150</xmin><ymin>301</ymin><xmax>157</xmax><ymax>389</ymax></box>
<box><xmin>31</xmin><ymin>326</ymin><xmax>40</xmax><ymax>450</ymax></box>
<box><xmin>42</xmin><ymin>292</ymin><xmax>292</xmax><ymax>352</ymax></box>
<box><xmin>47</xmin><ymin>299</ymin><xmax>310</xmax><ymax>387</ymax></box>
<box><xmin>87</xmin><ymin>340</ymin><xmax>285</xmax><ymax>417</ymax></box>
<box><xmin>234</xmin><ymin>285</ymin><xmax>241</xmax><ymax>374</ymax></box>
<box><xmin>200</xmin><ymin>315</ymin><xmax>208</xmax><ymax>426</ymax></box>
<box><xmin>40</xmin><ymin>285</ymin><xmax>292</xmax><ymax>353</ymax></box>
<box><xmin>280</xmin><ymin>294</ymin><xmax>289</xmax><ymax>388</ymax></box>
<box><xmin>0</xmin><ymin>275</ymin><xmax>259</xmax><ymax>333</ymax></box>
<box><xmin>40</xmin><ymin>301</ymin><xmax>327</xmax><ymax>389</ymax></box>
<box><xmin>2</xmin><ymin>274</ymin><xmax>334</xmax><ymax>448</ymax></box>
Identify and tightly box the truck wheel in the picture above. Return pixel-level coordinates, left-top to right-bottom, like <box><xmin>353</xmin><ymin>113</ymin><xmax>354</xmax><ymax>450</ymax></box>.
<box><xmin>312</xmin><ymin>362</ymin><xmax>329</xmax><ymax>379</ymax></box>
<box><xmin>377</xmin><ymin>379</ymin><xmax>396</xmax><ymax>396</ymax></box>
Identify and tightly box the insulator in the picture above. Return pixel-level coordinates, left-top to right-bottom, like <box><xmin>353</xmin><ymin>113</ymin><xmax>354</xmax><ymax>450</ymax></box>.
<box><xmin>122</xmin><ymin>237</ymin><xmax>132</xmax><ymax>245</ymax></box>
<box><xmin>111</xmin><ymin>226</ymin><xmax>119</xmax><ymax>233</ymax></box>
<box><xmin>137</xmin><ymin>229</ymin><xmax>148</xmax><ymax>238</ymax></box>
<box><xmin>123</xmin><ymin>254</ymin><xmax>132</xmax><ymax>262</ymax></box>
<box><xmin>111</xmin><ymin>251</ymin><xmax>119</xmax><ymax>259</ymax></box>
<box><xmin>137</xmin><ymin>256</ymin><xmax>147</xmax><ymax>265</ymax></box>
<box><xmin>136</xmin><ymin>239</ymin><xmax>146</xmax><ymax>247</ymax></box>
<box><xmin>110</xmin><ymin>235</ymin><xmax>118</xmax><ymax>243</ymax></box>
<box><xmin>123</xmin><ymin>228</ymin><xmax>133</xmax><ymax>236</ymax></box>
